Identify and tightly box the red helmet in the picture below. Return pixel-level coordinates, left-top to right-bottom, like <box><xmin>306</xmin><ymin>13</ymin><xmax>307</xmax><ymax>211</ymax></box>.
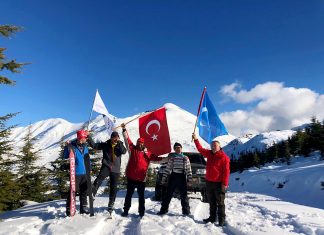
<box><xmin>137</xmin><ymin>137</ymin><xmax>144</xmax><ymax>144</ymax></box>
<box><xmin>77</xmin><ymin>130</ymin><xmax>88</xmax><ymax>140</ymax></box>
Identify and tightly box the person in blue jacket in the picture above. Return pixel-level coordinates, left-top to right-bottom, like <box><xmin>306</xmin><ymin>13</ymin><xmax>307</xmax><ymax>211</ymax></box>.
<box><xmin>64</xmin><ymin>129</ymin><xmax>90</xmax><ymax>216</ymax></box>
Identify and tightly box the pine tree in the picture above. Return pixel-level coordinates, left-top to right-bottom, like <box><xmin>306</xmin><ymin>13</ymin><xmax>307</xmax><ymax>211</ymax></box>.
<box><xmin>0</xmin><ymin>113</ymin><xmax>20</xmax><ymax>211</ymax></box>
<box><xmin>258</xmin><ymin>151</ymin><xmax>267</xmax><ymax>166</ymax></box>
<box><xmin>266</xmin><ymin>142</ymin><xmax>278</xmax><ymax>163</ymax></box>
<box><xmin>145</xmin><ymin>168</ymin><xmax>157</xmax><ymax>187</ymax></box>
<box><xmin>300</xmin><ymin>127</ymin><xmax>312</xmax><ymax>157</ymax></box>
<box><xmin>49</xmin><ymin>137</ymin><xmax>69</xmax><ymax>199</ymax></box>
<box><xmin>278</xmin><ymin>141</ymin><xmax>291</xmax><ymax>165</ymax></box>
<box><xmin>252</xmin><ymin>151</ymin><xmax>260</xmax><ymax>168</ymax></box>
<box><xmin>0</xmin><ymin>24</ymin><xmax>29</xmax><ymax>210</ymax></box>
<box><xmin>0</xmin><ymin>25</ymin><xmax>27</xmax><ymax>85</ymax></box>
<box><xmin>230</xmin><ymin>157</ymin><xmax>239</xmax><ymax>173</ymax></box>
<box><xmin>88</xmin><ymin>146</ymin><xmax>101</xmax><ymax>176</ymax></box>
<box><xmin>237</xmin><ymin>154</ymin><xmax>245</xmax><ymax>173</ymax></box>
<box><xmin>0</xmin><ymin>113</ymin><xmax>16</xmax><ymax>158</ymax></box>
<box><xmin>288</xmin><ymin>134</ymin><xmax>300</xmax><ymax>156</ymax></box>
<box><xmin>320</xmin><ymin>120</ymin><xmax>324</xmax><ymax>160</ymax></box>
<box><xmin>308</xmin><ymin>117</ymin><xmax>322</xmax><ymax>153</ymax></box>
<box><xmin>16</xmin><ymin>126</ymin><xmax>51</xmax><ymax>202</ymax></box>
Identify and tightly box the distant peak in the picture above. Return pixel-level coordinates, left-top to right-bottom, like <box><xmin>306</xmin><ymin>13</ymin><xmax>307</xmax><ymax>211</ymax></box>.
<box><xmin>33</xmin><ymin>118</ymin><xmax>71</xmax><ymax>126</ymax></box>
<box><xmin>163</xmin><ymin>103</ymin><xmax>180</xmax><ymax>110</ymax></box>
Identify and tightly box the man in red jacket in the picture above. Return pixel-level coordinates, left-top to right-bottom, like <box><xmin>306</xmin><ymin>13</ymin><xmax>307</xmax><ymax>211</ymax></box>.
<box><xmin>121</xmin><ymin>123</ymin><xmax>163</xmax><ymax>217</ymax></box>
<box><xmin>192</xmin><ymin>133</ymin><xmax>230</xmax><ymax>227</ymax></box>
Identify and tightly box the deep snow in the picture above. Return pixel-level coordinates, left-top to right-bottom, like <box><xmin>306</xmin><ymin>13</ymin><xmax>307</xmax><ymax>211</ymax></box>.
<box><xmin>1</xmin><ymin>189</ymin><xmax>324</xmax><ymax>235</ymax></box>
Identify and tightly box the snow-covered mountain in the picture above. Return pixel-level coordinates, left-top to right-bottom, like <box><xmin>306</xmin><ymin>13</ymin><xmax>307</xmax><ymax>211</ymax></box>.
<box><xmin>9</xmin><ymin>103</ymin><xmax>298</xmax><ymax>168</ymax></box>
<box><xmin>223</xmin><ymin>130</ymin><xmax>296</xmax><ymax>159</ymax></box>
<box><xmin>8</xmin><ymin>103</ymin><xmax>235</xmax><ymax>168</ymax></box>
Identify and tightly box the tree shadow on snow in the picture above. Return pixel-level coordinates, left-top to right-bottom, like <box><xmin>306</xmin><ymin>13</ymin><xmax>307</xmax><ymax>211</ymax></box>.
<box><xmin>0</xmin><ymin>200</ymin><xmax>65</xmax><ymax>221</ymax></box>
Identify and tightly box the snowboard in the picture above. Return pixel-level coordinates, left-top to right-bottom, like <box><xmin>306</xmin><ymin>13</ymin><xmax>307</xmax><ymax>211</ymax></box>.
<box><xmin>84</xmin><ymin>153</ymin><xmax>94</xmax><ymax>216</ymax></box>
<box><xmin>68</xmin><ymin>144</ymin><xmax>76</xmax><ymax>217</ymax></box>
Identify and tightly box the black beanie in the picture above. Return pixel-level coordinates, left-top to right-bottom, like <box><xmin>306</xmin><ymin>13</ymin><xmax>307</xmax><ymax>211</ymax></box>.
<box><xmin>111</xmin><ymin>131</ymin><xmax>119</xmax><ymax>138</ymax></box>
<box><xmin>173</xmin><ymin>142</ymin><xmax>182</xmax><ymax>148</ymax></box>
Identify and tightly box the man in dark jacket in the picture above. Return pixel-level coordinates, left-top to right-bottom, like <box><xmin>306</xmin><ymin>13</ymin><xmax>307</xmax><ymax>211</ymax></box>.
<box><xmin>87</xmin><ymin>131</ymin><xmax>127</xmax><ymax>213</ymax></box>
<box><xmin>192</xmin><ymin>133</ymin><xmax>230</xmax><ymax>227</ymax></box>
<box><xmin>64</xmin><ymin>129</ymin><xmax>90</xmax><ymax>216</ymax></box>
<box><xmin>158</xmin><ymin>142</ymin><xmax>192</xmax><ymax>216</ymax></box>
<box><xmin>121</xmin><ymin>123</ymin><xmax>163</xmax><ymax>217</ymax></box>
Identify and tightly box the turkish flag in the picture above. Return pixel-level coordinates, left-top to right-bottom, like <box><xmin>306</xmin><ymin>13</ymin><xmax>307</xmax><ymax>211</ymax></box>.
<box><xmin>139</xmin><ymin>107</ymin><xmax>171</xmax><ymax>156</ymax></box>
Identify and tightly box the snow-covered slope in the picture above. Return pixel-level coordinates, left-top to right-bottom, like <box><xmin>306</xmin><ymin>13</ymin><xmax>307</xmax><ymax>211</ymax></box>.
<box><xmin>2</xmin><ymin>154</ymin><xmax>324</xmax><ymax>234</ymax></box>
<box><xmin>1</xmin><ymin>189</ymin><xmax>324</xmax><ymax>235</ymax></box>
<box><xmin>223</xmin><ymin>130</ymin><xmax>296</xmax><ymax>159</ymax></box>
<box><xmin>2</xmin><ymin>153</ymin><xmax>324</xmax><ymax>234</ymax></box>
<box><xmin>230</xmin><ymin>153</ymin><xmax>324</xmax><ymax>209</ymax></box>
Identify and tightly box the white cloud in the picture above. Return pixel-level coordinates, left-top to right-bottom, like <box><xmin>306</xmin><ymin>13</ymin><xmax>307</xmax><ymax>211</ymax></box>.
<box><xmin>220</xmin><ymin>81</ymin><xmax>324</xmax><ymax>136</ymax></box>
<box><xmin>220</xmin><ymin>110</ymin><xmax>273</xmax><ymax>136</ymax></box>
<box><xmin>221</xmin><ymin>81</ymin><xmax>283</xmax><ymax>104</ymax></box>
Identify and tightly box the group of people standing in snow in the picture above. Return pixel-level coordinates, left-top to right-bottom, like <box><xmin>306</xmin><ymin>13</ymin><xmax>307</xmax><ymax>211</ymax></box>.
<box><xmin>64</xmin><ymin>124</ymin><xmax>230</xmax><ymax>227</ymax></box>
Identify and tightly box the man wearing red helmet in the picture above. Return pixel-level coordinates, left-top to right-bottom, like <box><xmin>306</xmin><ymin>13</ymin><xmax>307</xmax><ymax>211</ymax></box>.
<box><xmin>64</xmin><ymin>129</ymin><xmax>90</xmax><ymax>216</ymax></box>
<box><xmin>120</xmin><ymin>123</ymin><xmax>163</xmax><ymax>218</ymax></box>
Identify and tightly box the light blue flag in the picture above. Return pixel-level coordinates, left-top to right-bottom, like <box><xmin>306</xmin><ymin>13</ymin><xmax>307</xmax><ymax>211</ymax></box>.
<box><xmin>197</xmin><ymin>91</ymin><xmax>228</xmax><ymax>143</ymax></box>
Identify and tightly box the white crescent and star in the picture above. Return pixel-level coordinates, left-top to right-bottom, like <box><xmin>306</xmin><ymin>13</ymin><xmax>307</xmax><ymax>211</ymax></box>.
<box><xmin>200</xmin><ymin>106</ymin><xmax>208</xmax><ymax>126</ymax></box>
<box><xmin>202</xmin><ymin>107</ymin><xmax>208</xmax><ymax>113</ymax></box>
<box><xmin>145</xmin><ymin>119</ymin><xmax>161</xmax><ymax>141</ymax></box>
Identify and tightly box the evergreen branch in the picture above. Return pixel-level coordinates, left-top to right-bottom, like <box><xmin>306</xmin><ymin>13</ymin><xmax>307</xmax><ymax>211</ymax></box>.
<box><xmin>0</xmin><ymin>25</ymin><xmax>22</xmax><ymax>38</ymax></box>
<box><xmin>0</xmin><ymin>76</ymin><xmax>15</xmax><ymax>85</ymax></box>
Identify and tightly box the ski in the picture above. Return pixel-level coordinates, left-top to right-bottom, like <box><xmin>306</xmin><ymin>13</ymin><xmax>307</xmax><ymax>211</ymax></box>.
<box><xmin>84</xmin><ymin>153</ymin><xmax>94</xmax><ymax>216</ymax></box>
<box><xmin>68</xmin><ymin>144</ymin><xmax>76</xmax><ymax>217</ymax></box>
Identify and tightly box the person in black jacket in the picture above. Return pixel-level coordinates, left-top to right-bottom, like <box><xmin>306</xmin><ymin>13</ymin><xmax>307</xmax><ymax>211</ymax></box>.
<box><xmin>87</xmin><ymin>131</ymin><xmax>127</xmax><ymax>213</ymax></box>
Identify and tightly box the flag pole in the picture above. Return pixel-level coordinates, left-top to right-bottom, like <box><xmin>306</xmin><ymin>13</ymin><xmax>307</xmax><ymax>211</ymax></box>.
<box><xmin>114</xmin><ymin>107</ymin><xmax>161</xmax><ymax>130</ymax></box>
<box><xmin>86</xmin><ymin>89</ymin><xmax>98</xmax><ymax>130</ymax></box>
<box><xmin>192</xmin><ymin>87</ymin><xmax>207</xmax><ymax>140</ymax></box>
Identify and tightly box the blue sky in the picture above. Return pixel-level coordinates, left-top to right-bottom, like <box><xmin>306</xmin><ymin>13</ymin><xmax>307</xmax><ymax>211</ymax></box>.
<box><xmin>1</xmin><ymin>1</ymin><xmax>324</xmax><ymax>134</ymax></box>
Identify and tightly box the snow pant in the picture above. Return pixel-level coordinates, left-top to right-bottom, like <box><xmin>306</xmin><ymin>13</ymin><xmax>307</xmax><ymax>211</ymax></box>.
<box><xmin>92</xmin><ymin>165</ymin><xmax>120</xmax><ymax>207</ymax></box>
<box><xmin>123</xmin><ymin>178</ymin><xmax>145</xmax><ymax>216</ymax></box>
<box><xmin>66</xmin><ymin>174</ymin><xmax>88</xmax><ymax>212</ymax></box>
<box><xmin>206</xmin><ymin>181</ymin><xmax>226</xmax><ymax>223</ymax></box>
<box><xmin>160</xmin><ymin>173</ymin><xmax>190</xmax><ymax>214</ymax></box>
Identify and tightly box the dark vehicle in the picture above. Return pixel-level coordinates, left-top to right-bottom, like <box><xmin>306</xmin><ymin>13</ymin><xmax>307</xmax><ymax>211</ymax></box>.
<box><xmin>154</xmin><ymin>152</ymin><xmax>208</xmax><ymax>202</ymax></box>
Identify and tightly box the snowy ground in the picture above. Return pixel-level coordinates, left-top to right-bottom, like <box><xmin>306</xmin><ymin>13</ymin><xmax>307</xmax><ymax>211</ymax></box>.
<box><xmin>229</xmin><ymin>155</ymin><xmax>324</xmax><ymax>210</ymax></box>
<box><xmin>1</xmin><ymin>188</ymin><xmax>324</xmax><ymax>235</ymax></box>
